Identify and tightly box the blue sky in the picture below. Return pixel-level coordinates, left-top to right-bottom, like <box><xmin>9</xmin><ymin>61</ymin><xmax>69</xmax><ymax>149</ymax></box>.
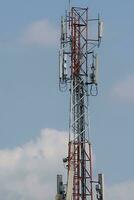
<box><xmin>0</xmin><ymin>0</ymin><xmax>134</xmax><ymax>199</ymax></box>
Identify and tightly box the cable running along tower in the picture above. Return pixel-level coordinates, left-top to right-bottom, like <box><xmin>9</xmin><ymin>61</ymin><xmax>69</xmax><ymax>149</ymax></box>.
<box><xmin>56</xmin><ymin>2</ymin><xmax>104</xmax><ymax>200</ymax></box>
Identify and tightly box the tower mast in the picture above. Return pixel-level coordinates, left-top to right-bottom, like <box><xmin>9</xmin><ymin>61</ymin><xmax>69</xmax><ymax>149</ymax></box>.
<box><xmin>69</xmin><ymin>7</ymin><xmax>93</xmax><ymax>200</ymax></box>
<box><xmin>57</xmin><ymin>2</ymin><xmax>104</xmax><ymax>200</ymax></box>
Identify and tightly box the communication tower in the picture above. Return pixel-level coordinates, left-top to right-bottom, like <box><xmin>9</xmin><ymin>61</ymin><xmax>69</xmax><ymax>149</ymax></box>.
<box><xmin>57</xmin><ymin>2</ymin><xmax>104</xmax><ymax>200</ymax></box>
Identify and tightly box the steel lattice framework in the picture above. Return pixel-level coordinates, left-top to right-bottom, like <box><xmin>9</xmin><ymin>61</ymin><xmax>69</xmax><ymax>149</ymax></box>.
<box><xmin>58</xmin><ymin>4</ymin><xmax>104</xmax><ymax>200</ymax></box>
<box><xmin>68</xmin><ymin>7</ymin><xmax>93</xmax><ymax>200</ymax></box>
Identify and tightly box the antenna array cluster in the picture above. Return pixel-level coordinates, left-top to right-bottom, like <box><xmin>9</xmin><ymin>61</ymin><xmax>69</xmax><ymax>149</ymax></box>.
<box><xmin>59</xmin><ymin>8</ymin><xmax>103</xmax><ymax>95</ymax></box>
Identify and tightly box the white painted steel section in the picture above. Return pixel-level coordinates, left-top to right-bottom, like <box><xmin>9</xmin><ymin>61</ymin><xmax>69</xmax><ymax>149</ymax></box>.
<box><xmin>66</xmin><ymin>143</ymin><xmax>74</xmax><ymax>200</ymax></box>
<box><xmin>66</xmin><ymin>164</ymin><xmax>74</xmax><ymax>200</ymax></box>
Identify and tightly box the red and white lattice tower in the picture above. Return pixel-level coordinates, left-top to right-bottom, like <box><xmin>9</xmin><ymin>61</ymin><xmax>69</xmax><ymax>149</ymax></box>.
<box><xmin>57</xmin><ymin>3</ymin><xmax>104</xmax><ymax>200</ymax></box>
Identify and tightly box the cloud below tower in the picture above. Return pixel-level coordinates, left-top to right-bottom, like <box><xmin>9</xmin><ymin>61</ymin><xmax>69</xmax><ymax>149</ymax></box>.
<box><xmin>0</xmin><ymin>128</ymin><xmax>133</xmax><ymax>200</ymax></box>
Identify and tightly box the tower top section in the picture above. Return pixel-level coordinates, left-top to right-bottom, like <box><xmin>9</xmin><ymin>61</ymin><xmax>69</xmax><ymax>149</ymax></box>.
<box><xmin>59</xmin><ymin>5</ymin><xmax>103</xmax><ymax>96</ymax></box>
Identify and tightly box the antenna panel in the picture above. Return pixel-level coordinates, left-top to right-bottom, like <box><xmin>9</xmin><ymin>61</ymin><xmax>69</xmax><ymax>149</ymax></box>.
<box><xmin>59</xmin><ymin>49</ymin><xmax>68</xmax><ymax>82</ymax></box>
<box><xmin>98</xmin><ymin>174</ymin><xmax>105</xmax><ymax>200</ymax></box>
<box><xmin>95</xmin><ymin>54</ymin><xmax>99</xmax><ymax>84</ymax></box>
<box><xmin>61</xmin><ymin>16</ymin><xmax>67</xmax><ymax>44</ymax></box>
<box><xmin>59</xmin><ymin>49</ymin><xmax>63</xmax><ymax>80</ymax></box>
<box><xmin>98</xmin><ymin>21</ymin><xmax>103</xmax><ymax>38</ymax></box>
<box><xmin>64</xmin><ymin>53</ymin><xmax>67</xmax><ymax>77</ymax></box>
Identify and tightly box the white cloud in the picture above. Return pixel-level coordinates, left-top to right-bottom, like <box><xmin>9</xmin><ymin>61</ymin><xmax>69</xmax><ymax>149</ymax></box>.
<box><xmin>0</xmin><ymin>128</ymin><xmax>134</xmax><ymax>200</ymax></box>
<box><xmin>111</xmin><ymin>75</ymin><xmax>134</xmax><ymax>102</ymax></box>
<box><xmin>106</xmin><ymin>181</ymin><xmax>134</xmax><ymax>200</ymax></box>
<box><xmin>19</xmin><ymin>19</ymin><xmax>59</xmax><ymax>46</ymax></box>
<box><xmin>0</xmin><ymin>129</ymin><xmax>68</xmax><ymax>200</ymax></box>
